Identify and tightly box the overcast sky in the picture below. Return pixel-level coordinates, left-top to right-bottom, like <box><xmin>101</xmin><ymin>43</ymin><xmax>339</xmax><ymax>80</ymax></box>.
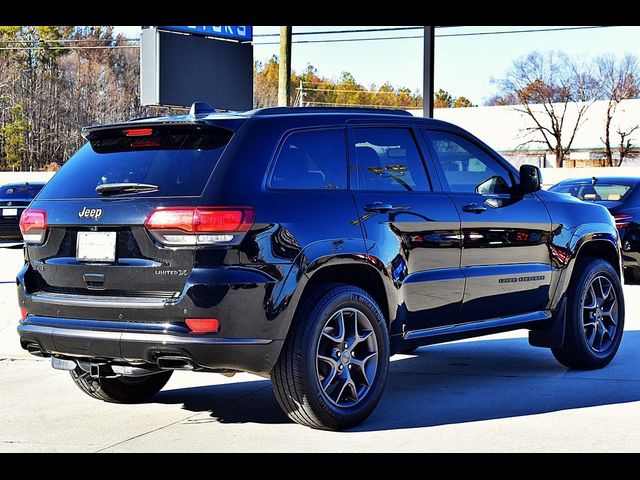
<box><xmin>115</xmin><ymin>26</ymin><xmax>640</xmax><ymax>106</ymax></box>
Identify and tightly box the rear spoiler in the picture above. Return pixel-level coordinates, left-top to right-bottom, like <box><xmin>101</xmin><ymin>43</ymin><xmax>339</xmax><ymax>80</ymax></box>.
<box><xmin>81</xmin><ymin>117</ymin><xmax>245</xmax><ymax>140</ymax></box>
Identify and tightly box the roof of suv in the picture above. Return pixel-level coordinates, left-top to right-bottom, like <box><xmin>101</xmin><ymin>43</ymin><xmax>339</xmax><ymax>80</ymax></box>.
<box><xmin>82</xmin><ymin>105</ymin><xmax>455</xmax><ymax>137</ymax></box>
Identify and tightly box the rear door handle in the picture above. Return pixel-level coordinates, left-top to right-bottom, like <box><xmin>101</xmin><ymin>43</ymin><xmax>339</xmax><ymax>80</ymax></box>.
<box><xmin>461</xmin><ymin>203</ymin><xmax>487</xmax><ymax>214</ymax></box>
<box><xmin>364</xmin><ymin>202</ymin><xmax>395</xmax><ymax>213</ymax></box>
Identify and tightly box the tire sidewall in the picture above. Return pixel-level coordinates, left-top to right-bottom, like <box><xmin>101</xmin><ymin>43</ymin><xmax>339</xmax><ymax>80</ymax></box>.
<box><xmin>301</xmin><ymin>288</ymin><xmax>389</xmax><ymax>428</ymax></box>
<box><xmin>568</xmin><ymin>260</ymin><xmax>625</xmax><ymax>363</ymax></box>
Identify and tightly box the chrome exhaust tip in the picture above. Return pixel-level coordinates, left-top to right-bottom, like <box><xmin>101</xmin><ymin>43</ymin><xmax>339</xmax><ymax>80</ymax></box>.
<box><xmin>157</xmin><ymin>356</ymin><xmax>195</xmax><ymax>370</ymax></box>
<box><xmin>26</xmin><ymin>343</ymin><xmax>44</xmax><ymax>357</ymax></box>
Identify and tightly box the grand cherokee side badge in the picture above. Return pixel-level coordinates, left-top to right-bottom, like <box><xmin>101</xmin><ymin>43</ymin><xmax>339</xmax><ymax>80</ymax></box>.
<box><xmin>78</xmin><ymin>207</ymin><xmax>103</xmax><ymax>220</ymax></box>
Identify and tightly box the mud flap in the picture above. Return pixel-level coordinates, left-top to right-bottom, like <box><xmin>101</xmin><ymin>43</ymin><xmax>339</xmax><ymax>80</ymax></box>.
<box><xmin>529</xmin><ymin>296</ymin><xmax>566</xmax><ymax>348</ymax></box>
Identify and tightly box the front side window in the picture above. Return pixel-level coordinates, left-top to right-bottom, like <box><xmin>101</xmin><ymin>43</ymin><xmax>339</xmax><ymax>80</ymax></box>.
<box><xmin>426</xmin><ymin>130</ymin><xmax>513</xmax><ymax>194</ymax></box>
<box><xmin>351</xmin><ymin>128</ymin><xmax>431</xmax><ymax>192</ymax></box>
<box><xmin>270</xmin><ymin>129</ymin><xmax>347</xmax><ymax>190</ymax></box>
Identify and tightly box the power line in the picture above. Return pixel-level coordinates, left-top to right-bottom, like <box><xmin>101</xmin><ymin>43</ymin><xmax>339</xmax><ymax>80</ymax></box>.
<box><xmin>304</xmin><ymin>100</ymin><xmax>419</xmax><ymax>109</ymax></box>
<box><xmin>254</xmin><ymin>26</ymin><xmax>424</xmax><ymax>37</ymax></box>
<box><xmin>0</xmin><ymin>38</ymin><xmax>139</xmax><ymax>44</ymax></box>
<box><xmin>0</xmin><ymin>26</ymin><xmax>618</xmax><ymax>50</ymax></box>
<box><xmin>437</xmin><ymin>25</ymin><xmax>609</xmax><ymax>38</ymax></box>
<box><xmin>0</xmin><ymin>27</ymin><xmax>430</xmax><ymax>44</ymax></box>
<box><xmin>300</xmin><ymin>86</ymin><xmax>414</xmax><ymax>95</ymax></box>
<box><xmin>253</xmin><ymin>26</ymin><xmax>614</xmax><ymax>45</ymax></box>
<box><xmin>0</xmin><ymin>45</ymin><xmax>139</xmax><ymax>50</ymax></box>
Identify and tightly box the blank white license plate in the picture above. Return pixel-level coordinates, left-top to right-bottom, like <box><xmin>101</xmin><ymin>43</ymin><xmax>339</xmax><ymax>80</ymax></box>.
<box><xmin>77</xmin><ymin>232</ymin><xmax>116</xmax><ymax>263</ymax></box>
<box><xmin>2</xmin><ymin>208</ymin><xmax>17</xmax><ymax>217</ymax></box>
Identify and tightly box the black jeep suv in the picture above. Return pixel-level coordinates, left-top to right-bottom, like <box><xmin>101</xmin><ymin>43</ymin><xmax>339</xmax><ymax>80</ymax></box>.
<box><xmin>17</xmin><ymin>105</ymin><xmax>624</xmax><ymax>430</ymax></box>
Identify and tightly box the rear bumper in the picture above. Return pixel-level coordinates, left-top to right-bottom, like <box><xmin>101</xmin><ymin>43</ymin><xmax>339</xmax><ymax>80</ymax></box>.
<box><xmin>18</xmin><ymin>316</ymin><xmax>283</xmax><ymax>374</ymax></box>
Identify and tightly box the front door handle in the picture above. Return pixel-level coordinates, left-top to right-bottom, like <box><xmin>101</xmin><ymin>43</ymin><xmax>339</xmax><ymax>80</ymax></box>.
<box><xmin>364</xmin><ymin>202</ymin><xmax>395</xmax><ymax>213</ymax></box>
<box><xmin>461</xmin><ymin>203</ymin><xmax>487</xmax><ymax>214</ymax></box>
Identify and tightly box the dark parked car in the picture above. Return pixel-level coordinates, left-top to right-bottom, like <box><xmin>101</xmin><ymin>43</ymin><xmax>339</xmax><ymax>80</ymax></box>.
<box><xmin>549</xmin><ymin>177</ymin><xmax>640</xmax><ymax>281</ymax></box>
<box><xmin>17</xmin><ymin>105</ymin><xmax>625</xmax><ymax>430</ymax></box>
<box><xmin>0</xmin><ymin>182</ymin><xmax>45</xmax><ymax>243</ymax></box>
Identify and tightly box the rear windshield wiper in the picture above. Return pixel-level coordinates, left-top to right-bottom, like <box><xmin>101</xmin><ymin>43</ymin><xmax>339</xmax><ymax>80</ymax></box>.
<box><xmin>95</xmin><ymin>183</ymin><xmax>159</xmax><ymax>196</ymax></box>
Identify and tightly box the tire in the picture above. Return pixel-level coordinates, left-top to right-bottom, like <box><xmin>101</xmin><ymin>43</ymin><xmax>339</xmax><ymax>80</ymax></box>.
<box><xmin>552</xmin><ymin>257</ymin><xmax>624</xmax><ymax>370</ymax></box>
<box><xmin>271</xmin><ymin>285</ymin><xmax>389</xmax><ymax>430</ymax></box>
<box><xmin>70</xmin><ymin>368</ymin><xmax>173</xmax><ymax>403</ymax></box>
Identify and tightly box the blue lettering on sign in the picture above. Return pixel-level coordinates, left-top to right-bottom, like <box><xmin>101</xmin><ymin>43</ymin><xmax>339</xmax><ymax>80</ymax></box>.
<box><xmin>160</xmin><ymin>26</ymin><xmax>253</xmax><ymax>41</ymax></box>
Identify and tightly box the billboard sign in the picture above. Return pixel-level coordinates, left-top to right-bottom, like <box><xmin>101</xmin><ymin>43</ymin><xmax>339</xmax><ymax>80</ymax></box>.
<box><xmin>140</xmin><ymin>28</ymin><xmax>253</xmax><ymax>110</ymax></box>
<box><xmin>158</xmin><ymin>26</ymin><xmax>252</xmax><ymax>42</ymax></box>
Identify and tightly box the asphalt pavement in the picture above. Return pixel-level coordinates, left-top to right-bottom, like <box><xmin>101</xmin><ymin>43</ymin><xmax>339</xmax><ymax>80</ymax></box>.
<box><xmin>2</xmin><ymin>247</ymin><xmax>640</xmax><ymax>452</ymax></box>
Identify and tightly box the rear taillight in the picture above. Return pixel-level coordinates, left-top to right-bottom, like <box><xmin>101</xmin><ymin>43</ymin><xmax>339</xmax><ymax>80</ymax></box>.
<box><xmin>144</xmin><ymin>207</ymin><xmax>255</xmax><ymax>246</ymax></box>
<box><xmin>19</xmin><ymin>208</ymin><xmax>47</xmax><ymax>244</ymax></box>
<box><xmin>613</xmin><ymin>214</ymin><xmax>633</xmax><ymax>229</ymax></box>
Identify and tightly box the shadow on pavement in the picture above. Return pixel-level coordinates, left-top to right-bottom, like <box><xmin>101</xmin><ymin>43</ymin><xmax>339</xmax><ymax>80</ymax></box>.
<box><xmin>154</xmin><ymin>330</ymin><xmax>640</xmax><ymax>431</ymax></box>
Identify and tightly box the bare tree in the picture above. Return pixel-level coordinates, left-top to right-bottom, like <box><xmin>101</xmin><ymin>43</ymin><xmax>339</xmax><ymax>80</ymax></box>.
<box><xmin>596</xmin><ymin>54</ymin><xmax>640</xmax><ymax>166</ymax></box>
<box><xmin>618</xmin><ymin>125</ymin><xmax>640</xmax><ymax>166</ymax></box>
<box><xmin>496</xmin><ymin>51</ymin><xmax>599</xmax><ymax>167</ymax></box>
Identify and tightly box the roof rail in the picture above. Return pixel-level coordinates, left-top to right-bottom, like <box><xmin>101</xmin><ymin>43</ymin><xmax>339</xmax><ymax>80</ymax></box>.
<box><xmin>248</xmin><ymin>107</ymin><xmax>412</xmax><ymax>117</ymax></box>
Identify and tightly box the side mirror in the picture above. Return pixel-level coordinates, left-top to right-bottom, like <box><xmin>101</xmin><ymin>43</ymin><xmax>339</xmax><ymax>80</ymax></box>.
<box><xmin>519</xmin><ymin>164</ymin><xmax>541</xmax><ymax>194</ymax></box>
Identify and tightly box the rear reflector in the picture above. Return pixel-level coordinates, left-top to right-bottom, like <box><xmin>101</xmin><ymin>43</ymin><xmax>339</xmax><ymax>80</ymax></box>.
<box><xmin>613</xmin><ymin>214</ymin><xmax>633</xmax><ymax>229</ymax></box>
<box><xmin>185</xmin><ymin>318</ymin><xmax>219</xmax><ymax>334</ymax></box>
<box><xmin>19</xmin><ymin>208</ymin><xmax>47</xmax><ymax>244</ymax></box>
<box><xmin>20</xmin><ymin>307</ymin><xmax>27</xmax><ymax>320</ymax></box>
<box><xmin>123</xmin><ymin>128</ymin><xmax>153</xmax><ymax>137</ymax></box>
<box><xmin>144</xmin><ymin>207</ymin><xmax>255</xmax><ymax>246</ymax></box>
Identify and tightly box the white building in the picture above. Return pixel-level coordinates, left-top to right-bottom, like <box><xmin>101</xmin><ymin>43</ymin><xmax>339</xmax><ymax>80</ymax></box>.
<box><xmin>409</xmin><ymin>98</ymin><xmax>640</xmax><ymax>167</ymax></box>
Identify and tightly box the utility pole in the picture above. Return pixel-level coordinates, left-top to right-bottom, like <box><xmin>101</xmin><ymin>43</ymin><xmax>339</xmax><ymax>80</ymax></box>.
<box><xmin>278</xmin><ymin>26</ymin><xmax>292</xmax><ymax>107</ymax></box>
<box><xmin>423</xmin><ymin>26</ymin><xmax>435</xmax><ymax>118</ymax></box>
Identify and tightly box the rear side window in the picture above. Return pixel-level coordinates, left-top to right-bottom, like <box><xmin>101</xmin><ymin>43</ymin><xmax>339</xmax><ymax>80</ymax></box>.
<box><xmin>270</xmin><ymin>129</ymin><xmax>347</xmax><ymax>190</ymax></box>
<box><xmin>351</xmin><ymin>128</ymin><xmax>431</xmax><ymax>192</ymax></box>
<box><xmin>38</xmin><ymin>126</ymin><xmax>233</xmax><ymax>199</ymax></box>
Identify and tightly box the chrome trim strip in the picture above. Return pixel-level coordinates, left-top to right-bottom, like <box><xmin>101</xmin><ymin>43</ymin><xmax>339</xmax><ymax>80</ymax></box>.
<box><xmin>18</xmin><ymin>323</ymin><xmax>272</xmax><ymax>346</ymax></box>
<box><xmin>403</xmin><ymin>310</ymin><xmax>551</xmax><ymax>340</ymax></box>
<box><xmin>29</xmin><ymin>292</ymin><xmax>168</xmax><ymax>309</ymax></box>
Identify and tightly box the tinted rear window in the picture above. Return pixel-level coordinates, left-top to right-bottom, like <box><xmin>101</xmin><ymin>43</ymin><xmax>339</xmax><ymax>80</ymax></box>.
<box><xmin>0</xmin><ymin>185</ymin><xmax>43</xmax><ymax>197</ymax></box>
<box><xmin>550</xmin><ymin>183</ymin><xmax>634</xmax><ymax>202</ymax></box>
<box><xmin>39</xmin><ymin>126</ymin><xmax>233</xmax><ymax>199</ymax></box>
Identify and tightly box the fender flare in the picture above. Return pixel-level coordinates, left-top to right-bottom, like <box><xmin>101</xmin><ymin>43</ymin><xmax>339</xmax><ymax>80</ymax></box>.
<box><xmin>532</xmin><ymin>224</ymin><xmax>620</xmax><ymax>349</ymax></box>
<box><xmin>269</xmin><ymin>238</ymin><xmax>394</xmax><ymax>339</ymax></box>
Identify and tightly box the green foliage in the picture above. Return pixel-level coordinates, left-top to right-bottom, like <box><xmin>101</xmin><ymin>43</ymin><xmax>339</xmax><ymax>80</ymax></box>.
<box><xmin>0</xmin><ymin>104</ymin><xmax>29</xmax><ymax>170</ymax></box>
<box><xmin>0</xmin><ymin>25</ymin><xmax>145</xmax><ymax>170</ymax></box>
<box><xmin>433</xmin><ymin>89</ymin><xmax>475</xmax><ymax>109</ymax></box>
<box><xmin>434</xmin><ymin>89</ymin><xmax>453</xmax><ymax>108</ymax></box>
<box><xmin>454</xmin><ymin>96</ymin><xmax>475</xmax><ymax>108</ymax></box>
<box><xmin>254</xmin><ymin>59</ymin><xmax>429</xmax><ymax>110</ymax></box>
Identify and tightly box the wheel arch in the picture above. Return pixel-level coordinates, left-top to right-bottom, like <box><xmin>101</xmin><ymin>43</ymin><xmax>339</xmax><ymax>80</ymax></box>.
<box><xmin>300</xmin><ymin>260</ymin><xmax>391</xmax><ymax>327</ymax></box>
<box><xmin>575</xmin><ymin>238</ymin><xmax>621</xmax><ymax>277</ymax></box>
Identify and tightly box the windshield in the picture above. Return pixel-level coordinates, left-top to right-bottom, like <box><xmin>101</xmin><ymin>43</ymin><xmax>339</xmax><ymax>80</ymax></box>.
<box><xmin>38</xmin><ymin>126</ymin><xmax>234</xmax><ymax>200</ymax></box>
<box><xmin>549</xmin><ymin>182</ymin><xmax>634</xmax><ymax>202</ymax></box>
<box><xmin>0</xmin><ymin>184</ymin><xmax>43</xmax><ymax>198</ymax></box>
